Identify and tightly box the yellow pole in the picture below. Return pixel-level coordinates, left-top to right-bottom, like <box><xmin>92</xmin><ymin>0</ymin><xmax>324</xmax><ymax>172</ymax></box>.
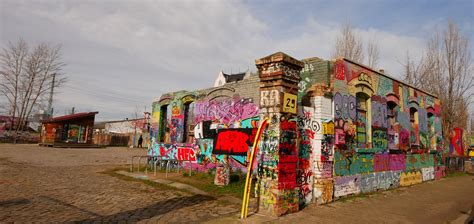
<box><xmin>241</xmin><ymin>118</ymin><xmax>268</xmax><ymax>219</ymax></box>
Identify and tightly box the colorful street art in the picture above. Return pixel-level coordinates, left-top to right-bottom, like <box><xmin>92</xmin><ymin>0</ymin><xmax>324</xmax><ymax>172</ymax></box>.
<box><xmin>334</xmin><ymin>175</ymin><xmax>360</xmax><ymax>197</ymax></box>
<box><xmin>297</xmin><ymin>107</ymin><xmax>316</xmax><ymax>207</ymax></box>
<box><xmin>214</xmin><ymin>165</ymin><xmax>230</xmax><ymax>186</ymax></box>
<box><xmin>213</xmin><ymin>128</ymin><xmax>256</xmax><ymax>155</ymax></box>
<box><xmin>194</xmin><ymin>95</ymin><xmax>259</xmax><ymax>126</ymax></box>
<box><xmin>149</xmin><ymin>52</ymin><xmax>448</xmax><ymax>217</ymax></box>
<box><xmin>450</xmin><ymin>128</ymin><xmax>464</xmax><ymax>156</ymax></box>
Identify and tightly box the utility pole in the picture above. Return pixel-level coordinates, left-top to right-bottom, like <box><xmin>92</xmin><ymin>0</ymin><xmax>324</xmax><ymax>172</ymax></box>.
<box><xmin>47</xmin><ymin>73</ymin><xmax>56</xmax><ymax>118</ymax></box>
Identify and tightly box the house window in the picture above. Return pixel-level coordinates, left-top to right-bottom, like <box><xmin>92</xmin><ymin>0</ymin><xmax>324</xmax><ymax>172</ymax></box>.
<box><xmin>356</xmin><ymin>92</ymin><xmax>370</xmax><ymax>148</ymax></box>
<box><xmin>387</xmin><ymin>101</ymin><xmax>398</xmax><ymax>128</ymax></box>
<box><xmin>159</xmin><ymin>104</ymin><xmax>168</xmax><ymax>143</ymax></box>
<box><xmin>387</xmin><ymin>101</ymin><xmax>398</xmax><ymax>150</ymax></box>
<box><xmin>427</xmin><ymin>112</ymin><xmax>434</xmax><ymax>150</ymax></box>
<box><xmin>410</xmin><ymin>107</ymin><xmax>418</xmax><ymax>147</ymax></box>
<box><xmin>182</xmin><ymin>102</ymin><xmax>194</xmax><ymax>143</ymax></box>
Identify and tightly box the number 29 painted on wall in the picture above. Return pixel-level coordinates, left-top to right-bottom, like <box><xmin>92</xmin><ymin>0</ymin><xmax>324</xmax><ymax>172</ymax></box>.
<box><xmin>282</xmin><ymin>92</ymin><xmax>297</xmax><ymax>114</ymax></box>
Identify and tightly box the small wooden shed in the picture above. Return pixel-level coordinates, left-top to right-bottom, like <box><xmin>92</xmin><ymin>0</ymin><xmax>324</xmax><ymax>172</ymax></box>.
<box><xmin>39</xmin><ymin>112</ymin><xmax>99</xmax><ymax>147</ymax></box>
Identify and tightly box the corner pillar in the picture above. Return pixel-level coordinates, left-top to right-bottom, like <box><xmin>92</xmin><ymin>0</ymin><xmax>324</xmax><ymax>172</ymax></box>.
<box><xmin>255</xmin><ymin>52</ymin><xmax>304</xmax><ymax>216</ymax></box>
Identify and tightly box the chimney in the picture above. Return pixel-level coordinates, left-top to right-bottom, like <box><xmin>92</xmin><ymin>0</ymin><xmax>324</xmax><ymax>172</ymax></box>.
<box><xmin>379</xmin><ymin>69</ymin><xmax>385</xmax><ymax>73</ymax></box>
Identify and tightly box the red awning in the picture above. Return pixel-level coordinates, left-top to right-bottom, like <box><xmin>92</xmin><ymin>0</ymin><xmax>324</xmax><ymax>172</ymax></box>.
<box><xmin>42</xmin><ymin>112</ymin><xmax>98</xmax><ymax>123</ymax></box>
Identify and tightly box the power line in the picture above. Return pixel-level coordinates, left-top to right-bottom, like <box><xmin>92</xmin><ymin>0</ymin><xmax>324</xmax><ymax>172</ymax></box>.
<box><xmin>63</xmin><ymin>84</ymin><xmax>148</xmax><ymax>104</ymax></box>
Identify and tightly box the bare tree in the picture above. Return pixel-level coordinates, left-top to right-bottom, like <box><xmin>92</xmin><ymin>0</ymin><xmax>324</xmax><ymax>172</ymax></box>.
<box><xmin>366</xmin><ymin>37</ymin><xmax>380</xmax><ymax>68</ymax></box>
<box><xmin>0</xmin><ymin>39</ymin><xmax>66</xmax><ymax>142</ymax></box>
<box><xmin>332</xmin><ymin>23</ymin><xmax>364</xmax><ymax>63</ymax></box>
<box><xmin>403</xmin><ymin>21</ymin><xmax>473</xmax><ymax>139</ymax></box>
<box><xmin>0</xmin><ymin>39</ymin><xmax>27</xmax><ymax>132</ymax></box>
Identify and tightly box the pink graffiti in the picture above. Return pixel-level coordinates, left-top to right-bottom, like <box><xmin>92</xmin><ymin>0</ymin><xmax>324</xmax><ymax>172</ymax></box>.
<box><xmin>374</xmin><ymin>154</ymin><xmax>390</xmax><ymax>172</ymax></box>
<box><xmin>389</xmin><ymin>154</ymin><xmax>406</xmax><ymax>171</ymax></box>
<box><xmin>194</xmin><ymin>96</ymin><xmax>258</xmax><ymax>125</ymax></box>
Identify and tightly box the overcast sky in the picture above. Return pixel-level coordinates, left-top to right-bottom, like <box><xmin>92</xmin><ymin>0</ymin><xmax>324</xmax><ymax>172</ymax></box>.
<box><xmin>1</xmin><ymin>0</ymin><xmax>473</xmax><ymax>121</ymax></box>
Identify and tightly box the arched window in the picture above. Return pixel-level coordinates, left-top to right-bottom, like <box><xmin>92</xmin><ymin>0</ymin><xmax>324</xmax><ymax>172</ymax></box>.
<box><xmin>387</xmin><ymin>100</ymin><xmax>398</xmax><ymax>150</ymax></box>
<box><xmin>159</xmin><ymin>104</ymin><xmax>168</xmax><ymax>143</ymax></box>
<box><xmin>409</xmin><ymin>107</ymin><xmax>418</xmax><ymax>147</ymax></box>
<box><xmin>182</xmin><ymin>101</ymin><xmax>195</xmax><ymax>143</ymax></box>
<box><xmin>356</xmin><ymin>92</ymin><xmax>370</xmax><ymax>148</ymax></box>
<box><xmin>427</xmin><ymin>111</ymin><xmax>434</xmax><ymax>150</ymax></box>
<box><xmin>387</xmin><ymin>101</ymin><xmax>398</xmax><ymax>128</ymax></box>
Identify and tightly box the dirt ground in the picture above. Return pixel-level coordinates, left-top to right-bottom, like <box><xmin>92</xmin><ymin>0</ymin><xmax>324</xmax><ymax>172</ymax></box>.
<box><xmin>238</xmin><ymin>174</ymin><xmax>474</xmax><ymax>224</ymax></box>
<box><xmin>0</xmin><ymin>144</ymin><xmax>473</xmax><ymax>223</ymax></box>
<box><xmin>0</xmin><ymin>144</ymin><xmax>240</xmax><ymax>223</ymax></box>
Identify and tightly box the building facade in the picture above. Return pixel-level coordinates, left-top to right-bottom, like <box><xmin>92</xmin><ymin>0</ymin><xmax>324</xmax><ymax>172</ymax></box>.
<box><xmin>149</xmin><ymin>52</ymin><xmax>446</xmax><ymax>216</ymax></box>
<box><xmin>40</xmin><ymin>112</ymin><xmax>98</xmax><ymax>146</ymax></box>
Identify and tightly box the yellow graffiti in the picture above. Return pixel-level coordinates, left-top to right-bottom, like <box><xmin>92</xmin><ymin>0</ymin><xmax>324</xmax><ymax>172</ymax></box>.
<box><xmin>152</xmin><ymin>111</ymin><xmax>160</xmax><ymax>124</ymax></box>
<box><xmin>400</xmin><ymin>171</ymin><xmax>422</xmax><ymax>187</ymax></box>
<box><xmin>322</xmin><ymin>121</ymin><xmax>335</xmax><ymax>135</ymax></box>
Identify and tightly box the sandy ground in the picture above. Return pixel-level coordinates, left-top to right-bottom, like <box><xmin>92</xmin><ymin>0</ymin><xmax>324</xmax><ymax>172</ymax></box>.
<box><xmin>0</xmin><ymin>144</ymin><xmax>473</xmax><ymax>223</ymax></box>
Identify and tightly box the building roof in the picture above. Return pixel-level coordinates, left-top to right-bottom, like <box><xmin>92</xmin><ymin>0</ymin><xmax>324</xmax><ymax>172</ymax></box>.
<box><xmin>223</xmin><ymin>72</ymin><xmax>246</xmax><ymax>83</ymax></box>
<box><xmin>0</xmin><ymin>115</ymin><xmax>19</xmax><ymax>122</ymax></box>
<box><xmin>340</xmin><ymin>57</ymin><xmax>438</xmax><ymax>98</ymax></box>
<box><xmin>255</xmin><ymin>52</ymin><xmax>305</xmax><ymax>68</ymax></box>
<box><xmin>103</xmin><ymin>118</ymin><xmax>143</xmax><ymax>124</ymax></box>
<box><xmin>93</xmin><ymin>121</ymin><xmax>107</xmax><ymax>129</ymax></box>
<box><xmin>41</xmin><ymin>112</ymin><xmax>99</xmax><ymax>123</ymax></box>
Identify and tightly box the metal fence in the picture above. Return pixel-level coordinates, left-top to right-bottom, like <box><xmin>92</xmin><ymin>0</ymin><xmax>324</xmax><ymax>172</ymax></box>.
<box><xmin>444</xmin><ymin>156</ymin><xmax>466</xmax><ymax>173</ymax></box>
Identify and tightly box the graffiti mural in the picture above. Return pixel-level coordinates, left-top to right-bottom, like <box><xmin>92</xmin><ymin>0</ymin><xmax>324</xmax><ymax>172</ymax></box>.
<box><xmin>194</xmin><ymin>95</ymin><xmax>258</xmax><ymax>126</ymax></box>
<box><xmin>421</xmin><ymin>167</ymin><xmax>434</xmax><ymax>181</ymax></box>
<box><xmin>297</xmin><ymin>107</ymin><xmax>316</xmax><ymax>206</ymax></box>
<box><xmin>405</xmin><ymin>154</ymin><xmax>434</xmax><ymax>171</ymax></box>
<box><xmin>148</xmin><ymin>52</ymin><xmax>448</xmax><ymax>216</ymax></box>
<box><xmin>334</xmin><ymin>151</ymin><xmax>373</xmax><ymax>176</ymax></box>
<box><xmin>213</xmin><ymin>128</ymin><xmax>256</xmax><ymax>155</ymax></box>
<box><xmin>373</xmin><ymin>153</ymin><xmax>390</xmax><ymax>172</ymax></box>
<box><xmin>372</xmin><ymin>129</ymin><xmax>388</xmax><ymax>152</ymax></box>
<box><xmin>334</xmin><ymin>93</ymin><xmax>357</xmax><ymax>121</ymax></box>
<box><xmin>399</xmin><ymin>171</ymin><xmax>423</xmax><ymax>186</ymax></box>
<box><xmin>359</xmin><ymin>171</ymin><xmax>401</xmax><ymax>193</ymax></box>
<box><xmin>371</xmin><ymin>95</ymin><xmax>388</xmax><ymax>129</ymax></box>
<box><xmin>214</xmin><ymin>165</ymin><xmax>230</xmax><ymax>186</ymax></box>
<box><xmin>148</xmin><ymin>142</ymin><xmax>197</xmax><ymax>161</ymax></box>
<box><xmin>450</xmin><ymin>128</ymin><xmax>464</xmax><ymax>156</ymax></box>
<box><xmin>334</xmin><ymin>175</ymin><xmax>360</xmax><ymax>198</ymax></box>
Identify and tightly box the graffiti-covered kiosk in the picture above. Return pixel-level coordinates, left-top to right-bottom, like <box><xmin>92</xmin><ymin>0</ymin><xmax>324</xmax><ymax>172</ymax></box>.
<box><xmin>149</xmin><ymin>52</ymin><xmax>446</xmax><ymax>216</ymax></box>
<box><xmin>40</xmin><ymin>112</ymin><xmax>98</xmax><ymax>147</ymax></box>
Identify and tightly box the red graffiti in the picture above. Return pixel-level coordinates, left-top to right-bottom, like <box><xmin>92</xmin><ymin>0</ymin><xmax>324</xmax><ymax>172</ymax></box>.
<box><xmin>450</xmin><ymin>128</ymin><xmax>464</xmax><ymax>156</ymax></box>
<box><xmin>214</xmin><ymin>130</ymin><xmax>250</xmax><ymax>155</ymax></box>
<box><xmin>177</xmin><ymin>147</ymin><xmax>196</xmax><ymax>161</ymax></box>
<box><xmin>280</xmin><ymin>120</ymin><xmax>296</xmax><ymax>130</ymax></box>
<box><xmin>160</xmin><ymin>145</ymin><xmax>166</xmax><ymax>156</ymax></box>
<box><xmin>278</xmin><ymin>162</ymin><xmax>297</xmax><ymax>189</ymax></box>
<box><xmin>335</xmin><ymin>60</ymin><xmax>345</xmax><ymax>80</ymax></box>
<box><xmin>399</xmin><ymin>128</ymin><xmax>410</xmax><ymax>151</ymax></box>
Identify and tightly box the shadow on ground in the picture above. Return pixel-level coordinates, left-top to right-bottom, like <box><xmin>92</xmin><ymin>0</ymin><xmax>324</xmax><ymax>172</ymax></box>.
<box><xmin>72</xmin><ymin>194</ymin><xmax>215</xmax><ymax>223</ymax></box>
<box><xmin>0</xmin><ymin>198</ymin><xmax>31</xmax><ymax>207</ymax></box>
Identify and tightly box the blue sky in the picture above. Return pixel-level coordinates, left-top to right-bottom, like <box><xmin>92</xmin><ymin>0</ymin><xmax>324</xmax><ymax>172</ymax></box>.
<box><xmin>1</xmin><ymin>0</ymin><xmax>473</xmax><ymax>121</ymax></box>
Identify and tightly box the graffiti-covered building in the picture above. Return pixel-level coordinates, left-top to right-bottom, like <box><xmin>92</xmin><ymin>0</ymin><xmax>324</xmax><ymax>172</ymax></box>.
<box><xmin>149</xmin><ymin>52</ymin><xmax>446</xmax><ymax>216</ymax></box>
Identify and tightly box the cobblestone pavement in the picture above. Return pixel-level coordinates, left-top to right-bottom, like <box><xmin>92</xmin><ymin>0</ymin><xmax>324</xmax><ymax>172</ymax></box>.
<box><xmin>2</xmin><ymin>144</ymin><xmax>473</xmax><ymax>223</ymax></box>
<box><xmin>0</xmin><ymin>144</ymin><xmax>240</xmax><ymax>223</ymax></box>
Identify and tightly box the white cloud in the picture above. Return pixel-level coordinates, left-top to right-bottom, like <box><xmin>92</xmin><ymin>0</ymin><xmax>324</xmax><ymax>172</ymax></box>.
<box><xmin>1</xmin><ymin>0</ymin><xmax>435</xmax><ymax>120</ymax></box>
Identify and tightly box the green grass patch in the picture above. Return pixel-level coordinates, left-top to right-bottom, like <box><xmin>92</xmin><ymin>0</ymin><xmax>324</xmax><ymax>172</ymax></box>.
<box><xmin>99</xmin><ymin>166</ymin><xmax>184</xmax><ymax>193</ymax></box>
<box><xmin>446</xmin><ymin>171</ymin><xmax>470</xmax><ymax>178</ymax></box>
<box><xmin>177</xmin><ymin>171</ymin><xmax>246</xmax><ymax>199</ymax></box>
<box><xmin>104</xmin><ymin>165</ymin><xmax>248</xmax><ymax>199</ymax></box>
